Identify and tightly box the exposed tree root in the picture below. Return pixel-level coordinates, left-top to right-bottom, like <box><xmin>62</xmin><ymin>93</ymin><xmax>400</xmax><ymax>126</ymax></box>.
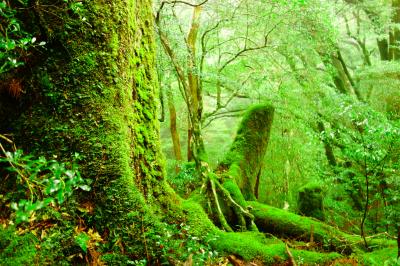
<box><xmin>200</xmin><ymin>173</ymin><xmax>258</xmax><ymax>232</ymax></box>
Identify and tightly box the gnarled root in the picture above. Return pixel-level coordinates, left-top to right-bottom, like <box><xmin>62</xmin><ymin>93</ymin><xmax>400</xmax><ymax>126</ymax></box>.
<box><xmin>202</xmin><ymin>173</ymin><xmax>258</xmax><ymax>232</ymax></box>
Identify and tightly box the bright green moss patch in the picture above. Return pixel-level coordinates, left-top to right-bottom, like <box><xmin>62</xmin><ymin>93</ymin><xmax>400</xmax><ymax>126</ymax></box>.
<box><xmin>291</xmin><ymin>249</ymin><xmax>341</xmax><ymax>264</ymax></box>
<box><xmin>222</xmin><ymin>178</ymin><xmax>247</xmax><ymax>207</ymax></box>
<box><xmin>213</xmin><ymin>231</ymin><xmax>341</xmax><ymax>265</ymax></box>
<box><xmin>0</xmin><ymin>226</ymin><xmax>37</xmax><ymax>265</ymax></box>
<box><xmin>182</xmin><ymin>199</ymin><xmax>219</xmax><ymax>236</ymax></box>
<box><xmin>249</xmin><ymin>201</ymin><xmax>359</xmax><ymax>254</ymax></box>
<box><xmin>213</xmin><ymin>231</ymin><xmax>285</xmax><ymax>263</ymax></box>
<box><xmin>361</xmin><ymin>247</ymin><xmax>398</xmax><ymax>265</ymax></box>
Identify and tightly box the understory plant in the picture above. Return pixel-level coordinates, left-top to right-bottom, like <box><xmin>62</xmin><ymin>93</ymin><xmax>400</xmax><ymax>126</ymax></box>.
<box><xmin>0</xmin><ymin>138</ymin><xmax>90</xmax><ymax>224</ymax></box>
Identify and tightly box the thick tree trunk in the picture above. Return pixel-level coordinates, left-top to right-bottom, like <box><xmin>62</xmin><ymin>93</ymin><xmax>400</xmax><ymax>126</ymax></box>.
<box><xmin>0</xmin><ymin>0</ymin><xmax>165</xmax><ymax>254</ymax></box>
<box><xmin>1</xmin><ymin>2</ymin><xmax>391</xmax><ymax>265</ymax></box>
<box><xmin>390</xmin><ymin>0</ymin><xmax>400</xmax><ymax>60</ymax></box>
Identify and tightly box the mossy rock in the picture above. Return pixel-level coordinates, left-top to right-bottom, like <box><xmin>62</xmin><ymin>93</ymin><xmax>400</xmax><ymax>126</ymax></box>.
<box><xmin>298</xmin><ymin>182</ymin><xmax>325</xmax><ymax>221</ymax></box>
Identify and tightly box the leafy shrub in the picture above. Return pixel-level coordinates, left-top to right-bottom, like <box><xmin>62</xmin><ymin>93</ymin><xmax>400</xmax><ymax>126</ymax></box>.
<box><xmin>167</xmin><ymin>162</ymin><xmax>199</xmax><ymax>197</ymax></box>
<box><xmin>0</xmin><ymin>0</ymin><xmax>45</xmax><ymax>74</ymax></box>
<box><xmin>147</xmin><ymin>222</ymin><xmax>218</xmax><ymax>265</ymax></box>
<box><xmin>0</xmin><ymin>149</ymin><xmax>90</xmax><ymax>224</ymax></box>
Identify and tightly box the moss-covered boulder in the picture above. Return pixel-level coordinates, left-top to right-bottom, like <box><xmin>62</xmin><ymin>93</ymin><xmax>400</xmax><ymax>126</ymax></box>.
<box><xmin>298</xmin><ymin>183</ymin><xmax>325</xmax><ymax>221</ymax></box>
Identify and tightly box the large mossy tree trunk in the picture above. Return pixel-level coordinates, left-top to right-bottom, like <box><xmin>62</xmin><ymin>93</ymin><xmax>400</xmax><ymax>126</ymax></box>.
<box><xmin>0</xmin><ymin>0</ymin><xmax>172</xmax><ymax>257</ymax></box>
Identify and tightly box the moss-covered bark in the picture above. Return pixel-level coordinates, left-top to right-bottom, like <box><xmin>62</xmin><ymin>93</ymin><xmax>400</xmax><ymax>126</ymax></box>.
<box><xmin>0</xmin><ymin>0</ymin><xmax>172</xmax><ymax>258</ymax></box>
<box><xmin>220</xmin><ymin>104</ymin><xmax>274</xmax><ymax>200</ymax></box>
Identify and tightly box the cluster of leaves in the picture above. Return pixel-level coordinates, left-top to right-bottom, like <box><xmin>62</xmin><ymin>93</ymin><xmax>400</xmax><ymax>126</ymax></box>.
<box><xmin>0</xmin><ymin>0</ymin><xmax>89</xmax><ymax>75</ymax></box>
<box><xmin>319</xmin><ymin>95</ymin><xmax>400</xmax><ymax>236</ymax></box>
<box><xmin>147</xmin><ymin>222</ymin><xmax>218</xmax><ymax>265</ymax></box>
<box><xmin>167</xmin><ymin>162</ymin><xmax>200</xmax><ymax>197</ymax></box>
<box><xmin>0</xmin><ymin>150</ymin><xmax>91</xmax><ymax>224</ymax></box>
<box><xmin>0</xmin><ymin>0</ymin><xmax>45</xmax><ymax>74</ymax></box>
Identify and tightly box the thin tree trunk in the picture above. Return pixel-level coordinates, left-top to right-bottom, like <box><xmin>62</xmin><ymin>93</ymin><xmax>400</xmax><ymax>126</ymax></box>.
<box><xmin>187</xmin><ymin>120</ymin><xmax>193</xmax><ymax>161</ymax></box>
<box><xmin>397</xmin><ymin>226</ymin><xmax>400</xmax><ymax>259</ymax></box>
<box><xmin>337</xmin><ymin>50</ymin><xmax>363</xmax><ymax>101</ymax></box>
<box><xmin>317</xmin><ymin>119</ymin><xmax>337</xmax><ymax>167</ymax></box>
<box><xmin>167</xmin><ymin>88</ymin><xmax>182</xmax><ymax>164</ymax></box>
<box><xmin>187</xmin><ymin>6</ymin><xmax>206</xmax><ymax>166</ymax></box>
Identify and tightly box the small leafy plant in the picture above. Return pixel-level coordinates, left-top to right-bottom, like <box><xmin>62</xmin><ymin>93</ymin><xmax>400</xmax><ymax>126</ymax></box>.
<box><xmin>0</xmin><ymin>148</ymin><xmax>91</xmax><ymax>224</ymax></box>
<box><xmin>147</xmin><ymin>222</ymin><xmax>218</xmax><ymax>265</ymax></box>
<box><xmin>0</xmin><ymin>0</ymin><xmax>46</xmax><ymax>74</ymax></box>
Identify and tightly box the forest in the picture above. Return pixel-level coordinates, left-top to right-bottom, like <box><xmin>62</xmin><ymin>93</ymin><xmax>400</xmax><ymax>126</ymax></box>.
<box><xmin>0</xmin><ymin>0</ymin><xmax>399</xmax><ymax>265</ymax></box>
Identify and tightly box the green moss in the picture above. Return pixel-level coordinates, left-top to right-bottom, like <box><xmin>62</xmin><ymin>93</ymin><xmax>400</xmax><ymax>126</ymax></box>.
<box><xmin>0</xmin><ymin>0</ymin><xmax>168</xmax><ymax>260</ymax></box>
<box><xmin>221</xmin><ymin>104</ymin><xmax>274</xmax><ymax>200</ymax></box>
<box><xmin>0</xmin><ymin>226</ymin><xmax>37</xmax><ymax>266</ymax></box>
<box><xmin>361</xmin><ymin>247</ymin><xmax>398</xmax><ymax>265</ymax></box>
<box><xmin>182</xmin><ymin>199</ymin><xmax>219</xmax><ymax>236</ymax></box>
<box><xmin>213</xmin><ymin>231</ymin><xmax>341</xmax><ymax>265</ymax></box>
<box><xmin>222</xmin><ymin>178</ymin><xmax>247</xmax><ymax>207</ymax></box>
<box><xmin>291</xmin><ymin>249</ymin><xmax>341</xmax><ymax>264</ymax></box>
<box><xmin>249</xmin><ymin>201</ymin><xmax>369</xmax><ymax>254</ymax></box>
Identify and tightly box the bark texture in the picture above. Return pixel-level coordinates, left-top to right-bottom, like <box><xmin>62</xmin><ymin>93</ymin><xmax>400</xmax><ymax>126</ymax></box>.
<box><xmin>0</xmin><ymin>0</ymin><xmax>167</xmax><ymax>253</ymax></box>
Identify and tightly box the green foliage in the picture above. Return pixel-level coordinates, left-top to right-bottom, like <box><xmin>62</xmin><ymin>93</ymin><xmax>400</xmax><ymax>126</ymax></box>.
<box><xmin>74</xmin><ymin>232</ymin><xmax>90</xmax><ymax>253</ymax></box>
<box><xmin>0</xmin><ymin>0</ymin><xmax>45</xmax><ymax>73</ymax></box>
<box><xmin>362</xmin><ymin>247</ymin><xmax>400</xmax><ymax>266</ymax></box>
<box><xmin>0</xmin><ymin>150</ymin><xmax>90</xmax><ymax>224</ymax></box>
<box><xmin>147</xmin><ymin>222</ymin><xmax>218</xmax><ymax>265</ymax></box>
<box><xmin>167</xmin><ymin>162</ymin><xmax>199</xmax><ymax>197</ymax></box>
<box><xmin>101</xmin><ymin>253</ymin><xmax>147</xmax><ymax>266</ymax></box>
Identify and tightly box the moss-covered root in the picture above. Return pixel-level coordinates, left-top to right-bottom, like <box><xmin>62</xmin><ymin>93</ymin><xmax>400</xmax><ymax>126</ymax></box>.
<box><xmin>201</xmin><ymin>173</ymin><xmax>258</xmax><ymax>232</ymax></box>
<box><xmin>182</xmin><ymin>200</ymin><xmax>341</xmax><ymax>265</ymax></box>
<box><xmin>220</xmin><ymin>104</ymin><xmax>274</xmax><ymax>200</ymax></box>
<box><xmin>249</xmin><ymin>201</ymin><xmax>367</xmax><ymax>254</ymax></box>
<box><xmin>215</xmin><ymin>232</ymin><xmax>342</xmax><ymax>265</ymax></box>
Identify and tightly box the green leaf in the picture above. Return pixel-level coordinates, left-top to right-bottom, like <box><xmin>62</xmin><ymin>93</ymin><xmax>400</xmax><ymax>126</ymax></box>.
<box><xmin>75</xmin><ymin>233</ymin><xmax>90</xmax><ymax>253</ymax></box>
<box><xmin>79</xmin><ymin>185</ymin><xmax>91</xmax><ymax>191</ymax></box>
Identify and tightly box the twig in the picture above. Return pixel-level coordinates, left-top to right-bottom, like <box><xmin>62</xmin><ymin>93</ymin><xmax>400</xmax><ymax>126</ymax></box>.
<box><xmin>0</xmin><ymin>134</ymin><xmax>13</xmax><ymax>143</ymax></box>
<box><xmin>0</xmin><ymin>141</ymin><xmax>35</xmax><ymax>201</ymax></box>
<box><xmin>285</xmin><ymin>243</ymin><xmax>297</xmax><ymax>266</ymax></box>
<box><xmin>310</xmin><ymin>224</ymin><xmax>314</xmax><ymax>244</ymax></box>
